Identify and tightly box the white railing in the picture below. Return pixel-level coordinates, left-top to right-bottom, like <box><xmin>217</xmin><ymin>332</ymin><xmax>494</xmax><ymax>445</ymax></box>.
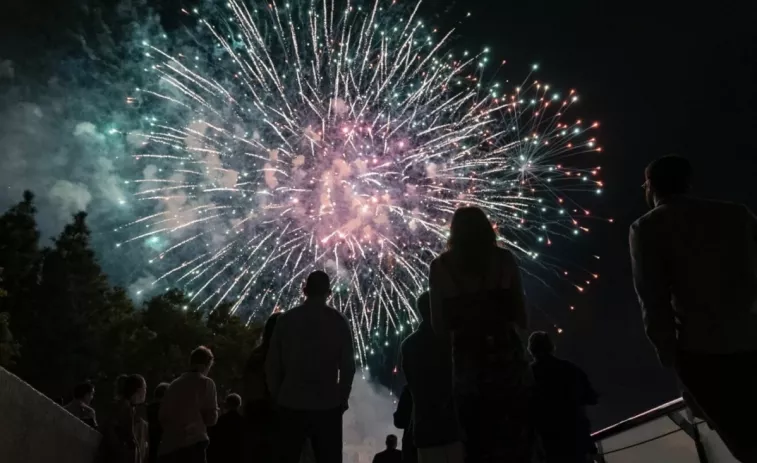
<box><xmin>592</xmin><ymin>398</ymin><xmax>738</xmax><ymax>462</ymax></box>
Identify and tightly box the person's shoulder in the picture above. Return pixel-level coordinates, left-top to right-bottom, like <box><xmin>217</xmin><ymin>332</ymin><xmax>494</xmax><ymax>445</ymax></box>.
<box><xmin>698</xmin><ymin>198</ymin><xmax>750</xmax><ymax>216</ymax></box>
<box><xmin>401</xmin><ymin>330</ymin><xmax>420</xmax><ymax>354</ymax></box>
<box><xmin>430</xmin><ymin>250</ymin><xmax>453</xmax><ymax>270</ymax></box>
<box><xmin>494</xmin><ymin>245</ymin><xmax>517</xmax><ymax>263</ymax></box>
<box><xmin>81</xmin><ymin>403</ymin><xmax>96</xmax><ymax>418</ymax></box>
<box><xmin>325</xmin><ymin>305</ymin><xmax>349</xmax><ymax>323</ymax></box>
<box><xmin>630</xmin><ymin>205</ymin><xmax>661</xmax><ymax>232</ymax></box>
<box><xmin>201</xmin><ymin>374</ymin><xmax>217</xmax><ymax>388</ymax></box>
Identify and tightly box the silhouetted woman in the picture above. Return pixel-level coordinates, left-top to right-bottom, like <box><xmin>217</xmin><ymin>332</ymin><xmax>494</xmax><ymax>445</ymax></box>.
<box><xmin>243</xmin><ymin>313</ymin><xmax>281</xmax><ymax>462</ymax></box>
<box><xmin>429</xmin><ymin>206</ymin><xmax>538</xmax><ymax>462</ymax></box>
<box><xmin>102</xmin><ymin>374</ymin><xmax>148</xmax><ymax>463</ymax></box>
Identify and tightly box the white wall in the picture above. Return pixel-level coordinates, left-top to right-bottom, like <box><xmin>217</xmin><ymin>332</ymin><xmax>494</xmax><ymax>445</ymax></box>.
<box><xmin>0</xmin><ymin>367</ymin><xmax>101</xmax><ymax>463</ymax></box>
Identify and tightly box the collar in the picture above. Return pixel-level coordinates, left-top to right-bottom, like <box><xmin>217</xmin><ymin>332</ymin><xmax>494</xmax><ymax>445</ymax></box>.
<box><xmin>655</xmin><ymin>194</ymin><xmax>689</xmax><ymax>207</ymax></box>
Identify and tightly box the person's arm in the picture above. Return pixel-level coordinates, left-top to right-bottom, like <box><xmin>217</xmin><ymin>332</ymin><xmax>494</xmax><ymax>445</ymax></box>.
<box><xmin>503</xmin><ymin>249</ymin><xmax>528</xmax><ymax>330</ymax></box>
<box><xmin>746</xmin><ymin>205</ymin><xmax>757</xmax><ymax>244</ymax></box>
<box><xmin>429</xmin><ymin>258</ymin><xmax>449</xmax><ymax>337</ymax></box>
<box><xmin>577</xmin><ymin>366</ymin><xmax>599</xmax><ymax>406</ymax></box>
<box><xmin>630</xmin><ymin>221</ymin><xmax>676</xmax><ymax>367</ymax></box>
<box><xmin>85</xmin><ymin>407</ymin><xmax>98</xmax><ymax>430</ymax></box>
<box><xmin>201</xmin><ymin>379</ymin><xmax>219</xmax><ymax>426</ymax></box>
<box><xmin>393</xmin><ymin>386</ymin><xmax>412</xmax><ymax>429</ymax></box>
<box><xmin>338</xmin><ymin>316</ymin><xmax>356</xmax><ymax>410</ymax></box>
<box><xmin>265</xmin><ymin>320</ymin><xmax>284</xmax><ymax>402</ymax></box>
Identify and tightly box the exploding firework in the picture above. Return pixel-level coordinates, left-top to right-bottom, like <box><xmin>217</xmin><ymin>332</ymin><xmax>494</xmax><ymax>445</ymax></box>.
<box><xmin>116</xmin><ymin>0</ymin><xmax>604</xmax><ymax>359</ymax></box>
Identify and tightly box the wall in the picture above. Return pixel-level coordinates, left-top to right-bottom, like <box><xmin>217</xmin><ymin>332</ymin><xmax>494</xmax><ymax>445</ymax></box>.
<box><xmin>0</xmin><ymin>367</ymin><xmax>101</xmax><ymax>463</ymax></box>
<box><xmin>597</xmin><ymin>412</ymin><xmax>737</xmax><ymax>462</ymax></box>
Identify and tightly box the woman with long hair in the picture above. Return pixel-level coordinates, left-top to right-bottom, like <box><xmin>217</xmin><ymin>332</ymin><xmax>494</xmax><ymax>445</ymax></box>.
<box><xmin>102</xmin><ymin>374</ymin><xmax>148</xmax><ymax>463</ymax></box>
<box><xmin>429</xmin><ymin>206</ymin><xmax>538</xmax><ymax>462</ymax></box>
<box><xmin>243</xmin><ymin>313</ymin><xmax>282</xmax><ymax>461</ymax></box>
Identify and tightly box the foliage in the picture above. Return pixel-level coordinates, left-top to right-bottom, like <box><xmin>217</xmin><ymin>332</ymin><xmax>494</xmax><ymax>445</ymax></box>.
<box><xmin>0</xmin><ymin>312</ymin><xmax>21</xmax><ymax>367</ymax></box>
<box><xmin>0</xmin><ymin>191</ymin><xmax>263</xmax><ymax>406</ymax></box>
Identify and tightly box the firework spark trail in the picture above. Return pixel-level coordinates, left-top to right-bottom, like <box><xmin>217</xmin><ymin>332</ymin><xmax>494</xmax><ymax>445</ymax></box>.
<box><xmin>118</xmin><ymin>0</ymin><xmax>605</xmax><ymax>359</ymax></box>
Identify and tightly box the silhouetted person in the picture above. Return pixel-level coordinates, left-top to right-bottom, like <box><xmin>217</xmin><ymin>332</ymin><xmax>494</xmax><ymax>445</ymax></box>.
<box><xmin>243</xmin><ymin>313</ymin><xmax>281</xmax><ymax>462</ymax></box>
<box><xmin>373</xmin><ymin>435</ymin><xmax>403</xmax><ymax>463</ymax></box>
<box><xmin>64</xmin><ymin>381</ymin><xmax>98</xmax><ymax>429</ymax></box>
<box><xmin>393</xmin><ymin>386</ymin><xmax>417</xmax><ymax>463</ymax></box>
<box><xmin>103</xmin><ymin>374</ymin><xmax>148</xmax><ymax>463</ymax></box>
<box><xmin>266</xmin><ymin>270</ymin><xmax>356</xmax><ymax>463</ymax></box>
<box><xmin>159</xmin><ymin>346</ymin><xmax>219</xmax><ymax>463</ymax></box>
<box><xmin>147</xmin><ymin>382</ymin><xmax>169</xmax><ymax>463</ymax></box>
<box><xmin>429</xmin><ymin>206</ymin><xmax>539</xmax><ymax>462</ymax></box>
<box><xmin>630</xmin><ymin>155</ymin><xmax>757</xmax><ymax>462</ymax></box>
<box><xmin>208</xmin><ymin>393</ymin><xmax>245</xmax><ymax>463</ymax></box>
<box><xmin>529</xmin><ymin>332</ymin><xmax>597</xmax><ymax>463</ymax></box>
<box><xmin>115</xmin><ymin>374</ymin><xmax>127</xmax><ymax>400</ymax></box>
<box><xmin>401</xmin><ymin>292</ymin><xmax>462</xmax><ymax>463</ymax></box>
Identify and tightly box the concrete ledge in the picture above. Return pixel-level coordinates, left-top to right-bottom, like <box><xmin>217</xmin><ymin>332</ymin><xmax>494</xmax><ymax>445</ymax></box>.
<box><xmin>0</xmin><ymin>367</ymin><xmax>101</xmax><ymax>463</ymax></box>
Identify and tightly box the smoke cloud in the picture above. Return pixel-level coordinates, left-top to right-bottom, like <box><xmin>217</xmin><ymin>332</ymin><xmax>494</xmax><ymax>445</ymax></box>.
<box><xmin>344</xmin><ymin>375</ymin><xmax>401</xmax><ymax>463</ymax></box>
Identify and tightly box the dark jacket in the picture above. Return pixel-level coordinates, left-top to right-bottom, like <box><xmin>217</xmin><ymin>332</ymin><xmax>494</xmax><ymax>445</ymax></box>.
<box><xmin>208</xmin><ymin>410</ymin><xmax>245</xmax><ymax>463</ymax></box>
<box><xmin>531</xmin><ymin>355</ymin><xmax>597</xmax><ymax>456</ymax></box>
<box><xmin>630</xmin><ymin>196</ymin><xmax>757</xmax><ymax>362</ymax></box>
<box><xmin>401</xmin><ymin>321</ymin><xmax>459</xmax><ymax>448</ymax></box>
<box><xmin>266</xmin><ymin>300</ymin><xmax>356</xmax><ymax>411</ymax></box>
<box><xmin>373</xmin><ymin>448</ymin><xmax>402</xmax><ymax>463</ymax></box>
<box><xmin>393</xmin><ymin>386</ymin><xmax>416</xmax><ymax>463</ymax></box>
<box><xmin>146</xmin><ymin>401</ymin><xmax>162</xmax><ymax>463</ymax></box>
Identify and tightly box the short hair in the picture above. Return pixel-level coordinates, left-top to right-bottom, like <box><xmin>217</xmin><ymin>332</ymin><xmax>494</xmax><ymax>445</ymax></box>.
<box><xmin>190</xmin><ymin>345</ymin><xmax>214</xmax><ymax>366</ymax></box>
<box><xmin>528</xmin><ymin>331</ymin><xmax>555</xmax><ymax>359</ymax></box>
<box><xmin>645</xmin><ymin>155</ymin><xmax>692</xmax><ymax>196</ymax></box>
<box><xmin>417</xmin><ymin>292</ymin><xmax>430</xmax><ymax>322</ymax></box>
<box><xmin>73</xmin><ymin>382</ymin><xmax>94</xmax><ymax>400</ymax></box>
<box><xmin>304</xmin><ymin>270</ymin><xmax>331</xmax><ymax>297</ymax></box>
<box><xmin>225</xmin><ymin>393</ymin><xmax>242</xmax><ymax>410</ymax></box>
<box><xmin>121</xmin><ymin>374</ymin><xmax>145</xmax><ymax>399</ymax></box>
<box><xmin>386</xmin><ymin>434</ymin><xmax>398</xmax><ymax>447</ymax></box>
<box><xmin>154</xmin><ymin>382</ymin><xmax>170</xmax><ymax>400</ymax></box>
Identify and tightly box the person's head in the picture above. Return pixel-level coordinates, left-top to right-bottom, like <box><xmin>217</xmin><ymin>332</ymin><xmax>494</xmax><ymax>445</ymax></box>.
<box><xmin>385</xmin><ymin>434</ymin><xmax>398</xmax><ymax>450</ymax></box>
<box><xmin>416</xmin><ymin>292</ymin><xmax>430</xmax><ymax>322</ymax></box>
<box><xmin>73</xmin><ymin>382</ymin><xmax>95</xmax><ymax>405</ymax></box>
<box><xmin>154</xmin><ymin>382</ymin><xmax>169</xmax><ymax>401</ymax></box>
<box><xmin>448</xmin><ymin>207</ymin><xmax>497</xmax><ymax>272</ymax></box>
<box><xmin>528</xmin><ymin>331</ymin><xmax>555</xmax><ymax>360</ymax></box>
<box><xmin>261</xmin><ymin>313</ymin><xmax>282</xmax><ymax>349</ymax></box>
<box><xmin>122</xmin><ymin>374</ymin><xmax>147</xmax><ymax>405</ymax></box>
<box><xmin>224</xmin><ymin>393</ymin><xmax>242</xmax><ymax>412</ymax></box>
<box><xmin>303</xmin><ymin>270</ymin><xmax>332</xmax><ymax>302</ymax></box>
<box><xmin>644</xmin><ymin>155</ymin><xmax>692</xmax><ymax>208</ymax></box>
<box><xmin>190</xmin><ymin>345</ymin><xmax>215</xmax><ymax>375</ymax></box>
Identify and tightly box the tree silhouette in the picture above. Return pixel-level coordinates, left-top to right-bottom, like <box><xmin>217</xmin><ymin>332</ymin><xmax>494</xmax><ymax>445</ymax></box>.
<box><xmin>0</xmin><ymin>194</ymin><xmax>264</xmax><ymax>407</ymax></box>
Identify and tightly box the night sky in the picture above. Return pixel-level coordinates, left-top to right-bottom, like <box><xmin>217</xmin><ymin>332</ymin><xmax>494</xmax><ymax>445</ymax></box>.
<box><xmin>3</xmin><ymin>0</ymin><xmax>756</xmax><ymax>429</ymax></box>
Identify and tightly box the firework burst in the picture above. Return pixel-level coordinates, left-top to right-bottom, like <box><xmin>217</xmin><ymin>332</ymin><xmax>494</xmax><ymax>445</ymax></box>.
<box><xmin>116</xmin><ymin>0</ymin><xmax>604</xmax><ymax>360</ymax></box>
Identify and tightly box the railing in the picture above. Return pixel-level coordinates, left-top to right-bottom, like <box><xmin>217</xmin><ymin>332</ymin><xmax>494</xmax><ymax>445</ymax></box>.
<box><xmin>591</xmin><ymin>398</ymin><xmax>737</xmax><ymax>462</ymax></box>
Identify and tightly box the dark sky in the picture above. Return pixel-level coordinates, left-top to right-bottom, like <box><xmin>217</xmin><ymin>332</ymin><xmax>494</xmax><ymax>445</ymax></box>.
<box><xmin>3</xmin><ymin>0</ymin><xmax>756</xmax><ymax>429</ymax></box>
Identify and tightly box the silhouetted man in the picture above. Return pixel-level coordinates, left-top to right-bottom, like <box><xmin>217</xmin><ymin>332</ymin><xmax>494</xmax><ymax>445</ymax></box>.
<box><xmin>148</xmin><ymin>382</ymin><xmax>169</xmax><ymax>463</ymax></box>
<box><xmin>373</xmin><ymin>435</ymin><xmax>402</xmax><ymax>463</ymax></box>
<box><xmin>630</xmin><ymin>155</ymin><xmax>757</xmax><ymax>462</ymax></box>
<box><xmin>159</xmin><ymin>346</ymin><xmax>219</xmax><ymax>463</ymax></box>
<box><xmin>208</xmin><ymin>393</ymin><xmax>245</xmax><ymax>463</ymax></box>
<box><xmin>401</xmin><ymin>292</ymin><xmax>462</xmax><ymax>463</ymax></box>
<box><xmin>529</xmin><ymin>331</ymin><xmax>597</xmax><ymax>463</ymax></box>
<box><xmin>393</xmin><ymin>386</ymin><xmax>417</xmax><ymax>463</ymax></box>
<box><xmin>266</xmin><ymin>270</ymin><xmax>356</xmax><ymax>463</ymax></box>
<box><xmin>64</xmin><ymin>381</ymin><xmax>98</xmax><ymax>430</ymax></box>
